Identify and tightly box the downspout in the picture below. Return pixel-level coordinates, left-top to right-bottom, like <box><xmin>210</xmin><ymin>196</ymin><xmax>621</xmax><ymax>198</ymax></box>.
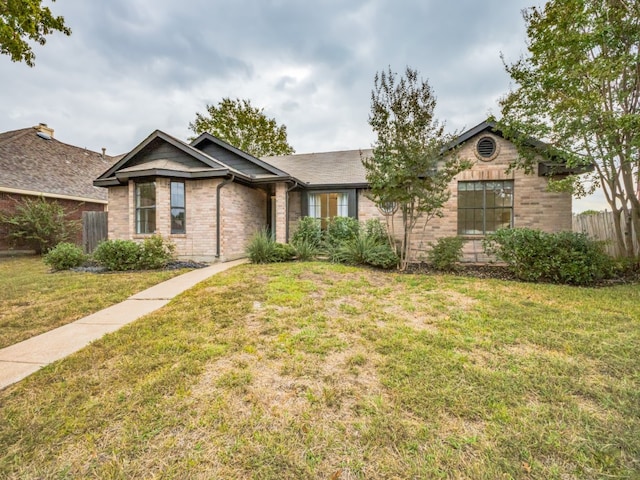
<box><xmin>285</xmin><ymin>181</ymin><xmax>298</xmax><ymax>242</ymax></box>
<box><xmin>216</xmin><ymin>174</ymin><xmax>235</xmax><ymax>258</ymax></box>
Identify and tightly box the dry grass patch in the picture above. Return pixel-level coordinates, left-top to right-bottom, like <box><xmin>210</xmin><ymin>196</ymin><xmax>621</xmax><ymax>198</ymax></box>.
<box><xmin>0</xmin><ymin>262</ymin><xmax>638</xmax><ymax>479</ymax></box>
<box><xmin>0</xmin><ymin>256</ymin><xmax>191</xmax><ymax>348</ymax></box>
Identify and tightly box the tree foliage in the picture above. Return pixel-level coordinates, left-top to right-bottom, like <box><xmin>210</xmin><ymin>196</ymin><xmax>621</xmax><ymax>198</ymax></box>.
<box><xmin>499</xmin><ymin>0</ymin><xmax>640</xmax><ymax>258</ymax></box>
<box><xmin>0</xmin><ymin>196</ymin><xmax>79</xmax><ymax>254</ymax></box>
<box><xmin>189</xmin><ymin>97</ymin><xmax>295</xmax><ymax>157</ymax></box>
<box><xmin>0</xmin><ymin>0</ymin><xmax>71</xmax><ymax>67</ymax></box>
<box><xmin>363</xmin><ymin>66</ymin><xmax>471</xmax><ymax>270</ymax></box>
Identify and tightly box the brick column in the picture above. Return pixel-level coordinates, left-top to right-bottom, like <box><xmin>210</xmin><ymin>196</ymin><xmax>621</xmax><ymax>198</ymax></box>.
<box><xmin>275</xmin><ymin>183</ymin><xmax>287</xmax><ymax>243</ymax></box>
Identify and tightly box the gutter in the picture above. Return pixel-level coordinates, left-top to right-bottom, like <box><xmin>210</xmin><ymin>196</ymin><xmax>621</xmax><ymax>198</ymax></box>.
<box><xmin>216</xmin><ymin>174</ymin><xmax>235</xmax><ymax>258</ymax></box>
<box><xmin>285</xmin><ymin>181</ymin><xmax>299</xmax><ymax>242</ymax></box>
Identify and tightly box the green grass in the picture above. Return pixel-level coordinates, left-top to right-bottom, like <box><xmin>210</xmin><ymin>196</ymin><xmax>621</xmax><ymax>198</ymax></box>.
<box><xmin>0</xmin><ymin>256</ymin><xmax>191</xmax><ymax>348</ymax></box>
<box><xmin>0</xmin><ymin>262</ymin><xmax>638</xmax><ymax>479</ymax></box>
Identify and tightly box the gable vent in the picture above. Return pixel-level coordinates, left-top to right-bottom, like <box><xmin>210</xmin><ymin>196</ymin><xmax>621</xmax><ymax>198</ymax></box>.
<box><xmin>477</xmin><ymin>137</ymin><xmax>496</xmax><ymax>158</ymax></box>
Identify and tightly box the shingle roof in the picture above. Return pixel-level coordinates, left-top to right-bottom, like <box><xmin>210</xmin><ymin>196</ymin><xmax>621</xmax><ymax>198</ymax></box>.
<box><xmin>263</xmin><ymin>149</ymin><xmax>372</xmax><ymax>186</ymax></box>
<box><xmin>0</xmin><ymin>127</ymin><xmax>116</xmax><ymax>202</ymax></box>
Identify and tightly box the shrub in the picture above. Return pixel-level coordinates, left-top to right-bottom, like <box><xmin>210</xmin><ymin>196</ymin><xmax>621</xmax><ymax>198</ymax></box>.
<box><xmin>333</xmin><ymin>232</ymin><xmax>398</xmax><ymax>269</ymax></box>
<box><xmin>483</xmin><ymin>228</ymin><xmax>614</xmax><ymax>285</ymax></box>
<box><xmin>273</xmin><ymin>242</ymin><xmax>296</xmax><ymax>262</ymax></box>
<box><xmin>427</xmin><ymin>236</ymin><xmax>465</xmax><ymax>271</ymax></box>
<box><xmin>0</xmin><ymin>196</ymin><xmax>79</xmax><ymax>254</ymax></box>
<box><xmin>292</xmin><ymin>238</ymin><xmax>318</xmax><ymax>261</ymax></box>
<box><xmin>325</xmin><ymin>216</ymin><xmax>360</xmax><ymax>248</ymax></box>
<box><xmin>92</xmin><ymin>239</ymin><xmax>143</xmax><ymax>271</ymax></box>
<box><xmin>43</xmin><ymin>242</ymin><xmax>87</xmax><ymax>271</ymax></box>
<box><xmin>138</xmin><ymin>235</ymin><xmax>176</xmax><ymax>269</ymax></box>
<box><xmin>246</xmin><ymin>229</ymin><xmax>275</xmax><ymax>264</ymax></box>
<box><xmin>363</xmin><ymin>218</ymin><xmax>389</xmax><ymax>244</ymax></box>
<box><xmin>291</xmin><ymin>217</ymin><xmax>322</xmax><ymax>248</ymax></box>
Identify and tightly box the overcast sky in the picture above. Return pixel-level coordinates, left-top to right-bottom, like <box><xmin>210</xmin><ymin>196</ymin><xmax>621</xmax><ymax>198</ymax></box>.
<box><xmin>0</xmin><ymin>0</ymin><xmax>604</xmax><ymax>211</ymax></box>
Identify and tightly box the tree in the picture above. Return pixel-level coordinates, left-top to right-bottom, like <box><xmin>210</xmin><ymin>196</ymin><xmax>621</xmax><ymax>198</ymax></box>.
<box><xmin>0</xmin><ymin>0</ymin><xmax>71</xmax><ymax>67</ymax></box>
<box><xmin>189</xmin><ymin>97</ymin><xmax>295</xmax><ymax>157</ymax></box>
<box><xmin>499</xmin><ymin>0</ymin><xmax>640</xmax><ymax>258</ymax></box>
<box><xmin>362</xmin><ymin>66</ymin><xmax>471</xmax><ymax>270</ymax></box>
<box><xmin>0</xmin><ymin>196</ymin><xmax>79</xmax><ymax>254</ymax></box>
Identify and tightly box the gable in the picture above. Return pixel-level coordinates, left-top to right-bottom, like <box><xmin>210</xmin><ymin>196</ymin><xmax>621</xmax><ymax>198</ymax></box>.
<box><xmin>197</xmin><ymin>140</ymin><xmax>275</xmax><ymax>177</ymax></box>
<box><xmin>125</xmin><ymin>137</ymin><xmax>210</xmax><ymax>171</ymax></box>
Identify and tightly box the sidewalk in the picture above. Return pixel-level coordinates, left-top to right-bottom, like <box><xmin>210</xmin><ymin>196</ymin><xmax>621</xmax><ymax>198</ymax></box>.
<box><xmin>0</xmin><ymin>259</ymin><xmax>247</xmax><ymax>390</ymax></box>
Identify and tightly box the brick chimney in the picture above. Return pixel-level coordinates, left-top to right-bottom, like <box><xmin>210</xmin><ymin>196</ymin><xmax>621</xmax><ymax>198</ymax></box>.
<box><xmin>35</xmin><ymin>123</ymin><xmax>54</xmax><ymax>138</ymax></box>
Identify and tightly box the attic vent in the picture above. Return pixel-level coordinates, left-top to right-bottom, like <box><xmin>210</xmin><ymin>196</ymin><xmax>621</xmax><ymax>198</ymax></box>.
<box><xmin>475</xmin><ymin>136</ymin><xmax>499</xmax><ymax>161</ymax></box>
<box><xmin>36</xmin><ymin>131</ymin><xmax>52</xmax><ymax>140</ymax></box>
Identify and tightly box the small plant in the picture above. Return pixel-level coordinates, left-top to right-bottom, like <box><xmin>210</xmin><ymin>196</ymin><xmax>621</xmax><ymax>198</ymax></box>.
<box><xmin>292</xmin><ymin>238</ymin><xmax>318</xmax><ymax>261</ymax></box>
<box><xmin>138</xmin><ymin>235</ymin><xmax>176</xmax><ymax>269</ymax></box>
<box><xmin>92</xmin><ymin>239</ymin><xmax>143</xmax><ymax>271</ymax></box>
<box><xmin>334</xmin><ymin>232</ymin><xmax>398</xmax><ymax>269</ymax></box>
<box><xmin>0</xmin><ymin>196</ymin><xmax>79</xmax><ymax>254</ymax></box>
<box><xmin>427</xmin><ymin>236</ymin><xmax>465</xmax><ymax>271</ymax></box>
<box><xmin>43</xmin><ymin>242</ymin><xmax>86</xmax><ymax>271</ymax></box>
<box><xmin>483</xmin><ymin>228</ymin><xmax>614</xmax><ymax>285</ymax></box>
<box><xmin>246</xmin><ymin>229</ymin><xmax>275</xmax><ymax>264</ymax></box>
<box><xmin>291</xmin><ymin>217</ymin><xmax>323</xmax><ymax>248</ymax></box>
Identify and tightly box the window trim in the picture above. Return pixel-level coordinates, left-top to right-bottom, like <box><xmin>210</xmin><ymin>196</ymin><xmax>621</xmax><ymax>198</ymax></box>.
<box><xmin>457</xmin><ymin>180</ymin><xmax>513</xmax><ymax>236</ymax></box>
<box><xmin>170</xmin><ymin>180</ymin><xmax>186</xmax><ymax>234</ymax></box>
<box><xmin>135</xmin><ymin>181</ymin><xmax>156</xmax><ymax>235</ymax></box>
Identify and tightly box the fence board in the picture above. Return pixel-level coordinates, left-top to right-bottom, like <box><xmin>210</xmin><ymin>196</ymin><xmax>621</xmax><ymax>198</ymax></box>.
<box><xmin>573</xmin><ymin>211</ymin><xmax>639</xmax><ymax>257</ymax></box>
<box><xmin>82</xmin><ymin>211</ymin><xmax>108</xmax><ymax>253</ymax></box>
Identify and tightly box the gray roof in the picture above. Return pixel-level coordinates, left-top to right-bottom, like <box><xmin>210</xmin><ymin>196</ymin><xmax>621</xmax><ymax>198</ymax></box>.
<box><xmin>263</xmin><ymin>149</ymin><xmax>372</xmax><ymax>186</ymax></box>
<box><xmin>0</xmin><ymin>127</ymin><xmax>115</xmax><ymax>202</ymax></box>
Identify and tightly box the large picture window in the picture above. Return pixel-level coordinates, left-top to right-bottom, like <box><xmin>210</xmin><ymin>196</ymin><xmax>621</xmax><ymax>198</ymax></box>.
<box><xmin>135</xmin><ymin>182</ymin><xmax>156</xmax><ymax>234</ymax></box>
<box><xmin>458</xmin><ymin>180</ymin><xmax>513</xmax><ymax>235</ymax></box>
<box><xmin>308</xmin><ymin>192</ymin><xmax>350</xmax><ymax>228</ymax></box>
<box><xmin>171</xmin><ymin>181</ymin><xmax>186</xmax><ymax>234</ymax></box>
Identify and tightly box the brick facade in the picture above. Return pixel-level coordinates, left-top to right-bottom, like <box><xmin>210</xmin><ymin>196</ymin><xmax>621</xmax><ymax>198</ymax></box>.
<box><xmin>107</xmin><ymin>178</ymin><xmax>269</xmax><ymax>261</ymax></box>
<box><xmin>0</xmin><ymin>191</ymin><xmax>105</xmax><ymax>251</ymax></box>
<box><xmin>353</xmin><ymin>134</ymin><xmax>572</xmax><ymax>262</ymax></box>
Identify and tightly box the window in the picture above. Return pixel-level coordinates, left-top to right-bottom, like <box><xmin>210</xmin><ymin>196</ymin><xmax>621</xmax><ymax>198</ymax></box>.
<box><xmin>458</xmin><ymin>180</ymin><xmax>513</xmax><ymax>235</ymax></box>
<box><xmin>171</xmin><ymin>181</ymin><xmax>186</xmax><ymax>234</ymax></box>
<box><xmin>308</xmin><ymin>192</ymin><xmax>351</xmax><ymax>229</ymax></box>
<box><xmin>135</xmin><ymin>182</ymin><xmax>156</xmax><ymax>234</ymax></box>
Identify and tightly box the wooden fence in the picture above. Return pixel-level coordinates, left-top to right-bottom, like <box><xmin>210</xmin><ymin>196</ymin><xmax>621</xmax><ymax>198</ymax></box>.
<box><xmin>82</xmin><ymin>211</ymin><xmax>107</xmax><ymax>253</ymax></box>
<box><xmin>573</xmin><ymin>211</ymin><xmax>639</xmax><ymax>257</ymax></box>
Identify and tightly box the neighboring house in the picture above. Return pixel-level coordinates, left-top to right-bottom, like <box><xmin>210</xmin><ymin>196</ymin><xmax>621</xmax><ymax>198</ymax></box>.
<box><xmin>94</xmin><ymin>120</ymin><xmax>578</xmax><ymax>263</ymax></box>
<box><xmin>0</xmin><ymin>124</ymin><xmax>114</xmax><ymax>251</ymax></box>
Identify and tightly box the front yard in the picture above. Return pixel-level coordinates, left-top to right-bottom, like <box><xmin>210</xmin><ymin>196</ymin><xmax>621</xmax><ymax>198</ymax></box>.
<box><xmin>0</xmin><ymin>262</ymin><xmax>638</xmax><ymax>479</ymax></box>
<box><xmin>0</xmin><ymin>256</ymin><xmax>190</xmax><ymax>348</ymax></box>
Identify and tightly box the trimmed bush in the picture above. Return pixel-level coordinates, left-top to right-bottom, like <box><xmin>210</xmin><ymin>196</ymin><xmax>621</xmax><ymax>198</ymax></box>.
<box><xmin>273</xmin><ymin>242</ymin><xmax>296</xmax><ymax>262</ymax></box>
<box><xmin>363</xmin><ymin>218</ymin><xmax>389</xmax><ymax>245</ymax></box>
<box><xmin>291</xmin><ymin>217</ymin><xmax>322</xmax><ymax>248</ymax></box>
<box><xmin>43</xmin><ymin>242</ymin><xmax>87</xmax><ymax>271</ymax></box>
<box><xmin>483</xmin><ymin>228</ymin><xmax>614</xmax><ymax>285</ymax></box>
<box><xmin>138</xmin><ymin>235</ymin><xmax>176</xmax><ymax>269</ymax></box>
<box><xmin>427</xmin><ymin>236</ymin><xmax>465</xmax><ymax>271</ymax></box>
<box><xmin>92</xmin><ymin>239</ymin><xmax>143</xmax><ymax>271</ymax></box>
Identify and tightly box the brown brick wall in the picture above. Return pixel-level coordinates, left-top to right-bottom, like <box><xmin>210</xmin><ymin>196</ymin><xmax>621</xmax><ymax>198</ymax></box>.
<box><xmin>0</xmin><ymin>191</ymin><xmax>105</xmax><ymax>250</ymax></box>
<box><xmin>107</xmin><ymin>178</ymin><xmax>266</xmax><ymax>261</ymax></box>
<box><xmin>353</xmin><ymin>133</ymin><xmax>572</xmax><ymax>263</ymax></box>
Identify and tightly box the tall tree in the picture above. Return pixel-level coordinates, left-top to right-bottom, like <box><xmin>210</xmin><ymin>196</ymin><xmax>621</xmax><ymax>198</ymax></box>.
<box><xmin>499</xmin><ymin>0</ymin><xmax>640</xmax><ymax>258</ymax></box>
<box><xmin>189</xmin><ymin>97</ymin><xmax>295</xmax><ymax>157</ymax></box>
<box><xmin>0</xmin><ymin>0</ymin><xmax>71</xmax><ymax>67</ymax></box>
<box><xmin>363</xmin><ymin>66</ymin><xmax>471</xmax><ymax>270</ymax></box>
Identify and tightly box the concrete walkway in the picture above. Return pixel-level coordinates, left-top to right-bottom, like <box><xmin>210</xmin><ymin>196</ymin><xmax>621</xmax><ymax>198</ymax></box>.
<box><xmin>0</xmin><ymin>259</ymin><xmax>247</xmax><ymax>390</ymax></box>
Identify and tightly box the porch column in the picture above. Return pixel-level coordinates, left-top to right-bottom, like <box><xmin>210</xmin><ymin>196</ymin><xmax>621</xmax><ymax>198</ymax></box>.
<box><xmin>274</xmin><ymin>183</ymin><xmax>287</xmax><ymax>243</ymax></box>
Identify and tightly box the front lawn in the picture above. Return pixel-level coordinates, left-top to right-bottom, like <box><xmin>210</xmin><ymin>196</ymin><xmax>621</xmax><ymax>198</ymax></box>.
<box><xmin>0</xmin><ymin>256</ymin><xmax>191</xmax><ymax>348</ymax></box>
<box><xmin>0</xmin><ymin>262</ymin><xmax>638</xmax><ymax>479</ymax></box>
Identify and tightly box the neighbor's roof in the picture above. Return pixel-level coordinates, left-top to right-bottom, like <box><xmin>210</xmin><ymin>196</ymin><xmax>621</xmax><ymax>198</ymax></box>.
<box><xmin>263</xmin><ymin>149</ymin><xmax>372</xmax><ymax>187</ymax></box>
<box><xmin>0</xmin><ymin>127</ymin><xmax>116</xmax><ymax>202</ymax></box>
